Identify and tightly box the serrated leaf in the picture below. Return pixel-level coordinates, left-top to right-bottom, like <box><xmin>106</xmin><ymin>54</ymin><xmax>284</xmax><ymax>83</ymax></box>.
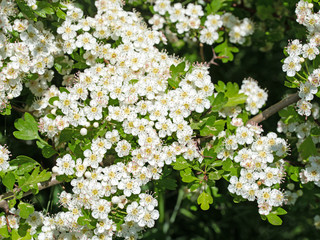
<box><xmin>266</xmin><ymin>213</ymin><xmax>282</xmax><ymax>225</ymax></box>
<box><xmin>3</xmin><ymin>172</ymin><xmax>15</xmax><ymax>190</ymax></box>
<box><xmin>13</xmin><ymin>113</ymin><xmax>40</xmax><ymax>140</ymax></box>
<box><xmin>21</xmin><ymin>167</ymin><xmax>51</xmax><ymax>191</ymax></box>
<box><xmin>197</xmin><ymin>191</ymin><xmax>213</xmax><ymax>210</ymax></box>
<box><xmin>214</xmin><ymin>81</ymin><xmax>226</xmax><ymax>92</ymax></box>
<box><xmin>18</xmin><ymin>202</ymin><xmax>35</xmax><ymax>219</ymax></box>
<box><xmin>214</xmin><ymin>41</ymin><xmax>239</xmax><ymax>63</ymax></box>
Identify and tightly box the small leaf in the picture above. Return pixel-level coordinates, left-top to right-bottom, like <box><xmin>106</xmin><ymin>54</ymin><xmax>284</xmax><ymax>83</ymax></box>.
<box><xmin>42</xmin><ymin>145</ymin><xmax>57</xmax><ymax>158</ymax></box>
<box><xmin>266</xmin><ymin>213</ymin><xmax>282</xmax><ymax>226</ymax></box>
<box><xmin>56</xmin><ymin>8</ymin><xmax>66</xmax><ymax>19</ymax></box>
<box><xmin>3</xmin><ymin>172</ymin><xmax>15</xmax><ymax>190</ymax></box>
<box><xmin>173</xmin><ymin>156</ymin><xmax>190</xmax><ymax>170</ymax></box>
<box><xmin>273</xmin><ymin>207</ymin><xmax>287</xmax><ymax>215</ymax></box>
<box><xmin>18</xmin><ymin>202</ymin><xmax>35</xmax><ymax>219</ymax></box>
<box><xmin>197</xmin><ymin>191</ymin><xmax>213</xmax><ymax>210</ymax></box>
<box><xmin>13</xmin><ymin>113</ymin><xmax>40</xmax><ymax>140</ymax></box>
<box><xmin>298</xmin><ymin>136</ymin><xmax>318</xmax><ymax>159</ymax></box>
<box><xmin>211</xmin><ymin>92</ymin><xmax>228</xmax><ymax>112</ymax></box>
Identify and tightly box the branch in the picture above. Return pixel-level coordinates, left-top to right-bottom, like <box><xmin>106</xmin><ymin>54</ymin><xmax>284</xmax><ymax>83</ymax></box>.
<box><xmin>248</xmin><ymin>92</ymin><xmax>299</xmax><ymax>124</ymax></box>
<box><xmin>0</xmin><ymin>173</ymin><xmax>61</xmax><ymax>211</ymax></box>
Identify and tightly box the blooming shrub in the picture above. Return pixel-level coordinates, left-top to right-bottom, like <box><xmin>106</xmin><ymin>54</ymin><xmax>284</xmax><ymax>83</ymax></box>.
<box><xmin>0</xmin><ymin>0</ymin><xmax>320</xmax><ymax>239</ymax></box>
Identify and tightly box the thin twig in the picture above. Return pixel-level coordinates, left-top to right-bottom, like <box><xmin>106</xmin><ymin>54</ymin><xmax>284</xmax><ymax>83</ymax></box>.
<box><xmin>0</xmin><ymin>173</ymin><xmax>61</xmax><ymax>211</ymax></box>
<box><xmin>248</xmin><ymin>92</ymin><xmax>300</xmax><ymax>124</ymax></box>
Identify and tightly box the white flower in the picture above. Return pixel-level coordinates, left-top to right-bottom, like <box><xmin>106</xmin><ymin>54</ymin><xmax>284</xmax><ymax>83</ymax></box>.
<box><xmin>282</xmin><ymin>56</ymin><xmax>301</xmax><ymax>77</ymax></box>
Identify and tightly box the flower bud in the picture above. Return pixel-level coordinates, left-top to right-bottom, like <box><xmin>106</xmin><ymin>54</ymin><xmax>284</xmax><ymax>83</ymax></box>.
<box><xmin>80</xmin><ymin>128</ymin><xmax>87</xmax><ymax>136</ymax></box>
<box><xmin>93</xmin><ymin>122</ymin><xmax>99</xmax><ymax>128</ymax></box>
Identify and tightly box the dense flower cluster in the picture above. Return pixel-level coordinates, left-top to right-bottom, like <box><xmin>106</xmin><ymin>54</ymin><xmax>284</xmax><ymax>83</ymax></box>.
<box><xmin>282</xmin><ymin>0</ymin><xmax>320</xmax><ymax>116</ymax></box>
<box><xmin>217</xmin><ymin>124</ymin><xmax>288</xmax><ymax>215</ymax></box>
<box><xmin>0</xmin><ymin>0</ymin><xmax>215</xmax><ymax>238</ymax></box>
<box><xmin>146</xmin><ymin>0</ymin><xmax>254</xmax><ymax>45</ymax></box>
<box><xmin>0</xmin><ymin>0</ymin><xmax>64</xmax><ymax>112</ymax></box>
<box><xmin>240</xmin><ymin>77</ymin><xmax>268</xmax><ymax>115</ymax></box>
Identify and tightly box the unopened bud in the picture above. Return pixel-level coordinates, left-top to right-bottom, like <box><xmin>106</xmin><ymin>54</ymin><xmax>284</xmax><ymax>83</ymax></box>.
<box><xmin>80</xmin><ymin>128</ymin><xmax>87</xmax><ymax>136</ymax></box>
<box><xmin>93</xmin><ymin>122</ymin><xmax>99</xmax><ymax>128</ymax></box>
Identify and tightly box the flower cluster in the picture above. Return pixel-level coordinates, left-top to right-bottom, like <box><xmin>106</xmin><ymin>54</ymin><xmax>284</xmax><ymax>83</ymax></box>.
<box><xmin>146</xmin><ymin>1</ymin><xmax>254</xmax><ymax>45</ymax></box>
<box><xmin>300</xmin><ymin>156</ymin><xmax>320</xmax><ymax>186</ymax></box>
<box><xmin>277</xmin><ymin>103</ymin><xmax>320</xmax><ymax>148</ymax></box>
<box><xmin>0</xmin><ymin>144</ymin><xmax>10</xmax><ymax>172</ymax></box>
<box><xmin>282</xmin><ymin>0</ymin><xmax>320</xmax><ymax>116</ymax></box>
<box><xmin>218</xmin><ymin>124</ymin><xmax>288</xmax><ymax>215</ymax></box>
<box><xmin>1</xmin><ymin>0</ymin><xmax>216</xmax><ymax>238</ymax></box>
<box><xmin>0</xmin><ymin>0</ymin><xmax>65</xmax><ymax>112</ymax></box>
<box><xmin>240</xmin><ymin>77</ymin><xmax>268</xmax><ymax>115</ymax></box>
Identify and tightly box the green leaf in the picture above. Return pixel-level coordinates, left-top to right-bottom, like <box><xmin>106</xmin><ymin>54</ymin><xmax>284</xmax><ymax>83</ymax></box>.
<box><xmin>266</xmin><ymin>213</ymin><xmax>282</xmax><ymax>226</ymax></box>
<box><xmin>197</xmin><ymin>191</ymin><xmax>213</xmax><ymax>210</ymax></box>
<box><xmin>298</xmin><ymin>136</ymin><xmax>318</xmax><ymax>159</ymax></box>
<box><xmin>214</xmin><ymin>81</ymin><xmax>226</xmax><ymax>92</ymax></box>
<box><xmin>209</xmin><ymin>171</ymin><xmax>222</xmax><ymax>180</ymax></box>
<box><xmin>180</xmin><ymin>168</ymin><xmax>198</xmax><ymax>183</ymax></box>
<box><xmin>129</xmin><ymin>79</ymin><xmax>139</xmax><ymax>84</ymax></box>
<box><xmin>3</xmin><ymin>172</ymin><xmax>15</xmax><ymax>190</ymax></box>
<box><xmin>16</xmin><ymin>0</ymin><xmax>36</xmax><ymax>20</ymax></box>
<box><xmin>273</xmin><ymin>207</ymin><xmax>287</xmax><ymax>215</ymax></box>
<box><xmin>168</xmin><ymin>62</ymin><xmax>186</xmax><ymax>89</ymax></box>
<box><xmin>173</xmin><ymin>156</ymin><xmax>190</xmax><ymax>170</ymax></box>
<box><xmin>0</xmin><ymin>226</ymin><xmax>9</xmax><ymax>238</ymax></box>
<box><xmin>73</xmin><ymin>62</ymin><xmax>88</xmax><ymax>69</ymax></box>
<box><xmin>11</xmin><ymin>155</ymin><xmax>40</xmax><ymax>175</ymax></box>
<box><xmin>211</xmin><ymin>92</ymin><xmax>228</xmax><ymax>112</ymax></box>
<box><xmin>206</xmin><ymin>0</ymin><xmax>227</xmax><ymax>14</ymax></box>
<box><xmin>49</xmin><ymin>96</ymin><xmax>59</xmax><ymax>105</ymax></box>
<box><xmin>224</xmin><ymin>93</ymin><xmax>247</xmax><ymax>107</ymax></box>
<box><xmin>156</xmin><ymin>177</ymin><xmax>177</xmax><ymax>191</ymax></box>
<box><xmin>42</xmin><ymin>145</ymin><xmax>57</xmax><ymax>158</ymax></box>
<box><xmin>56</xmin><ymin>8</ymin><xmax>66</xmax><ymax>19</ymax></box>
<box><xmin>59</xmin><ymin>129</ymin><xmax>74</xmax><ymax>143</ymax></box>
<box><xmin>18</xmin><ymin>202</ymin><xmax>35</xmax><ymax>219</ymax></box>
<box><xmin>13</xmin><ymin>113</ymin><xmax>40</xmax><ymax>140</ymax></box>
<box><xmin>214</xmin><ymin>41</ymin><xmax>239</xmax><ymax>63</ymax></box>
<box><xmin>20</xmin><ymin>167</ymin><xmax>51</xmax><ymax>192</ymax></box>
<box><xmin>311</xmin><ymin>127</ymin><xmax>320</xmax><ymax>136</ymax></box>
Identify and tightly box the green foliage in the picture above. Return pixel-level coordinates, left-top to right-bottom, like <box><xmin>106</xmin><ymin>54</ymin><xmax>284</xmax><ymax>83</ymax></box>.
<box><xmin>214</xmin><ymin>41</ymin><xmax>239</xmax><ymax>63</ymax></box>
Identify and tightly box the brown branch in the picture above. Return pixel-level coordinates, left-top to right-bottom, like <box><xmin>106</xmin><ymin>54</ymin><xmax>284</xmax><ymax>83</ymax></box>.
<box><xmin>0</xmin><ymin>173</ymin><xmax>61</xmax><ymax>211</ymax></box>
<box><xmin>248</xmin><ymin>92</ymin><xmax>299</xmax><ymax>124</ymax></box>
<box><xmin>200</xmin><ymin>43</ymin><xmax>205</xmax><ymax>62</ymax></box>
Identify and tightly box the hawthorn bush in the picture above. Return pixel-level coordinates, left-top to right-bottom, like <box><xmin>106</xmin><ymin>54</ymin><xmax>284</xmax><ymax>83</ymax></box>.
<box><xmin>0</xmin><ymin>0</ymin><xmax>319</xmax><ymax>239</ymax></box>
